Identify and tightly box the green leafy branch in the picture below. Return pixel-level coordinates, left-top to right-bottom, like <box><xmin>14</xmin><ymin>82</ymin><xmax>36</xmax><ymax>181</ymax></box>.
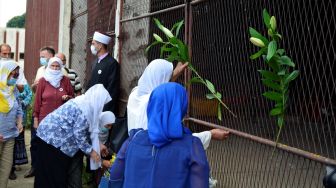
<box><xmin>146</xmin><ymin>18</ymin><xmax>236</xmax><ymax>120</ymax></box>
<box><xmin>249</xmin><ymin>9</ymin><xmax>299</xmax><ymax>144</ymax></box>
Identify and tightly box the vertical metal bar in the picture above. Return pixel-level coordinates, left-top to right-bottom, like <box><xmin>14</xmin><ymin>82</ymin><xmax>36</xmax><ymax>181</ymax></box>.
<box><xmin>185</xmin><ymin>0</ymin><xmax>192</xmax><ymax>126</ymax></box>
<box><xmin>15</xmin><ymin>31</ymin><xmax>19</xmax><ymax>62</ymax></box>
<box><xmin>3</xmin><ymin>30</ymin><xmax>6</xmax><ymax>43</ymax></box>
<box><xmin>117</xmin><ymin>0</ymin><xmax>124</xmax><ymax>64</ymax></box>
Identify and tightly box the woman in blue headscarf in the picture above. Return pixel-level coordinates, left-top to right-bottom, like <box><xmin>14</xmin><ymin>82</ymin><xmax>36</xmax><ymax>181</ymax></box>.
<box><xmin>109</xmin><ymin>82</ymin><xmax>209</xmax><ymax>188</ymax></box>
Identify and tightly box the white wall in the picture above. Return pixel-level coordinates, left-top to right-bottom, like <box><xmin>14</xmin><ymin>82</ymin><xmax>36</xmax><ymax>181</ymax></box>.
<box><xmin>0</xmin><ymin>27</ymin><xmax>25</xmax><ymax>66</ymax></box>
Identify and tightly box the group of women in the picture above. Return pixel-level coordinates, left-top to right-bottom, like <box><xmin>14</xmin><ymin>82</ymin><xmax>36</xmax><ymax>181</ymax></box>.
<box><xmin>1</xmin><ymin>57</ymin><xmax>228</xmax><ymax>188</ymax></box>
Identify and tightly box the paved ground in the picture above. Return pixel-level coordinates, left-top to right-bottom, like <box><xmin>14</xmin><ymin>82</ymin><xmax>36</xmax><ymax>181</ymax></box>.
<box><xmin>7</xmin><ymin>129</ymin><xmax>34</xmax><ymax>188</ymax></box>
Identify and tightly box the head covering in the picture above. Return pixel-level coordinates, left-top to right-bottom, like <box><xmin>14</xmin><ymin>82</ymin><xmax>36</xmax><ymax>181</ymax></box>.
<box><xmin>93</xmin><ymin>31</ymin><xmax>111</xmax><ymax>45</ymax></box>
<box><xmin>72</xmin><ymin>84</ymin><xmax>111</xmax><ymax>170</ymax></box>
<box><xmin>127</xmin><ymin>59</ymin><xmax>173</xmax><ymax>133</ymax></box>
<box><xmin>0</xmin><ymin>59</ymin><xmax>19</xmax><ymax>113</ymax></box>
<box><xmin>147</xmin><ymin>82</ymin><xmax>188</xmax><ymax>147</ymax></box>
<box><xmin>98</xmin><ymin>111</ymin><xmax>116</xmax><ymax>144</ymax></box>
<box><xmin>44</xmin><ymin>57</ymin><xmax>64</xmax><ymax>88</ymax></box>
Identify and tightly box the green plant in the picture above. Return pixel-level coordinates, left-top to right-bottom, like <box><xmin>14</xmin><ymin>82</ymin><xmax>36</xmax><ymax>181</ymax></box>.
<box><xmin>146</xmin><ymin>18</ymin><xmax>236</xmax><ymax>120</ymax></box>
<box><xmin>249</xmin><ymin>9</ymin><xmax>299</xmax><ymax>143</ymax></box>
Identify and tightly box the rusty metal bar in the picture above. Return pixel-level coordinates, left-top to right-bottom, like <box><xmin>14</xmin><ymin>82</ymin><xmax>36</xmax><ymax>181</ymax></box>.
<box><xmin>15</xmin><ymin>31</ymin><xmax>19</xmax><ymax>62</ymax></box>
<box><xmin>185</xmin><ymin>0</ymin><xmax>191</xmax><ymax>125</ymax></box>
<box><xmin>86</xmin><ymin>32</ymin><xmax>115</xmax><ymax>42</ymax></box>
<box><xmin>190</xmin><ymin>0</ymin><xmax>208</xmax><ymax>5</ymax></box>
<box><xmin>71</xmin><ymin>10</ymin><xmax>88</xmax><ymax>20</ymax></box>
<box><xmin>120</xmin><ymin>4</ymin><xmax>185</xmax><ymax>23</ymax></box>
<box><xmin>186</xmin><ymin>117</ymin><xmax>336</xmax><ymax>166</ymax></box>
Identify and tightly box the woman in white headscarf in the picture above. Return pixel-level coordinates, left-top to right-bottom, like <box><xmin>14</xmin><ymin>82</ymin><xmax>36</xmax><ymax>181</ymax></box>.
<box><xmin>127</xmin><ymin>59</ymin><xmax>229</xmax><ymax>150</ymax></box>
<box><xmin>33</xmin><ymin>57</ymin><xmax>74</xmax><ymax>129</ymax></box>
<box><xmin>34</xmin><ymin>84</ymin><xmax>111</xmax><ymax>188</ymax></box>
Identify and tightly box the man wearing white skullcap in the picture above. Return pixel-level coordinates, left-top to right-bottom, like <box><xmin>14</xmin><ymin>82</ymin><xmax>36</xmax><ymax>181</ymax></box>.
<box><xmin>87</xmin><ymin>31</ymin><xmax>120</xmax><ymax>114</ymax></box>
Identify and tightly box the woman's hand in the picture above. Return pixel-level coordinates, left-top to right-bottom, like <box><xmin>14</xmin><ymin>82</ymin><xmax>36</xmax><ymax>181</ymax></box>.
<box><xmin>0</xmin><ymin>134</ymin><xmax>4</xmax><ymax>142</ymax></box>
<box><xmin>171</xmin><ymin>62</ymin><xmax>189</xmax><ymax>82</ymax></box>
<box><xmin>90</xmin><ymin>150</ymin><xmax>100</xmax><ymax>163</ymax></box>
<box><xmin>210</xmin><ymin>129</ymin><xmax>230</xmax><ymax>140</ymax></box>
<box><xmin>100</xmin><ymin>143</ymin><xmax>109</xmax><ymax>157</ymax></box>
<box><xmin>102</xmin><ymin>160</ymin><xmax>112</xmax><ymax>169</ymax></box>
<box><xmin>62</xmin><ymin>95</ymin><xmax>71</xmax><ymax>101</ymax></box>
<box><xmin>17</xmin><ymin>123</ymin><xmax>23</xmax><ymax>133</ymax></box>
<box><xmin>33</xmin><ymin>118</ymin><xmax>39</xmax><ymax>129</ymax></box>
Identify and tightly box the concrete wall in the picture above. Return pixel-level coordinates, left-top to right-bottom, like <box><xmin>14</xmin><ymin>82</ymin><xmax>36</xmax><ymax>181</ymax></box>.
<box><xmin>0</xmin><ymin>28</ymin><xmax>25</xmax><ymax>66</ymax></box>
<box><xmin>58</xmin><ymin>0</ymin><xmax>71</xmax><ymax>63</ymax></box>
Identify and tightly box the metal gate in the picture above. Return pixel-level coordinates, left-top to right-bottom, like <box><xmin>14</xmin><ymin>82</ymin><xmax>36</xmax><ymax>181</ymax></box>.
<box><xmin>69</xmin><ymin>0</ymin><xmax>88</xmax><ymax>88</ymax></box>
<box><xmin>116</xmin><ymin>0</ymin><xmax>336</xmax><ymax>187</ymax></box>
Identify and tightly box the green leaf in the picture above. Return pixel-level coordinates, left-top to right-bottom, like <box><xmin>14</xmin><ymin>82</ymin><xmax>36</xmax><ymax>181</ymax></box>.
<box><xmin>277</xmin><ymin>69</ymin><xmax>286</xmax><ymax>76</ymax></box>
<box><xmin>218</xmin><ymin>104</ymin><xmax>222</xmax><ymax>121</ymax></box>
<box><xmin>171</xmin><ymin>20</ymin><xmax>184</xmax><ymax>37</ymax></box>
<box><xmin>249</xmin><ymin>27</ymin><xmax>269</xmax><ymax>45</ymax></box>
<box><xmin>160</xmin><ymin>44</ymin><xmax>167</xmax><ymax>58</ymax></box>
<box><xmin>175</xmin><ymin>39</ymin><xmax>189</xmax><ymax>62</ymax></box>
<box><xmin>154</xmin><ymin>18</ymin><xmax>174</xmax><ymax>38</ymax></box>
<box><xmin>215</xmin><ymin>92</ymin><xmax>222</xmax><ymax>99</ymax></box>
<box><xmin>277</xmin><ymin>49</ymin><xmax>285</xmax><ymax>55</ymax></box>
<box><xmin>189</xmin><ymin>77</ymin><xmax>204</xmax><ymax>85</ymax></box>
<box><xmin>166</xmin><ymin>51</ymin><xmax>179</xmax><ymax>62</ymax></box>
<box><xmin>267</xmin><ymin>41</ymin><xmax>277</xmax><ymax>61</ymax></box>
<box><xmin>268</xmin><ymin>58</ymin><xmax>280</xmax><ymax>71</ymax></box>
<box><xmin>270</xmin><ymin>107</ymin><xmax>282</xmax><ymax>116</ymax></box>
<box><xmin>145</xmin><ymin>41</ymin><xmax>160</xmax><ymax>54</ymax></box>
<box><xmin>250</xmin><ymin>48</ymin><xmax>266</xmax><ymax>60</ymax></box>
<box><xmin>277</xmin><ymin>116</ymin><xmax>284</xmax><ymax>128</ymax></box>
<box><xmin>262</xmin><ymin>79</ymin><xmax>282</xmax><ymax>91</ymax></box>
<box><xmin>263</xmin><ymin>91</ymin><xmax>283</xmax><ymax>101</ymax></box>
<box><xmin>284</xmin><ymin>70</ymin><xmax>299</xmax><ymax>84</ymax></box>
<box><xmin>263</xmin><ymin>9</ymin><xmax>271</xmax><ymax>28</ymax></box>
<box><xmin>153</xmin><ymin>33</ymin><xmax>163</xmax><ymax>43</ymax></box>
<box><xmin>279</xmin><ymin>56</ymin><xmax>295</xmax><ymax>67</ymax></box>
<box><xmin>275</xmin><ymin>102</ymin><xmax>283</xmax><ymax>108</ymax></box>
<box><xmin>153</xmin><ymin>18</ymin><xmax>164</xmax><ymax>30</ymax></box>
<box><xmin>205</xmin><ymin>80</ymin><xmax>216</xmax><ymax>93</ymax></box>
<box><xmin>206</xmin><ymin>94</ymin><xmax>216</xmax><ymax>100</ymax></box>
<box><xmin>258</xmin><ymin>70</ymin><xmax>280</xmax><ymax>81</ymax></box>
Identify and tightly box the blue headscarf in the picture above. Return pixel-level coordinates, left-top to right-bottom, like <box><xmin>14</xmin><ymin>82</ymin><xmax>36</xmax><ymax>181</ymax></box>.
<box><xmin>147</xmin><ymin>82</ymin><xmax>190</xmax><ymax>147</ymax></box>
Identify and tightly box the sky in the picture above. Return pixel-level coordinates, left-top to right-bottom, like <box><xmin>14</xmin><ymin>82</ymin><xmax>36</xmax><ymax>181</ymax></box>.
<box><xmin>0</xmin><ymin>0</ymin><xmax>26</xmax><ymax>27</ymax></box>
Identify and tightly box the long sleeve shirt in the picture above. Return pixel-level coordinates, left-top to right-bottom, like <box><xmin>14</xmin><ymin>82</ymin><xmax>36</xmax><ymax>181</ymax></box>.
<box><xmin>0</xmin><ymin>90</ymin><xmax>23</xmax><ymax>141</ymax></box>
<box><xmin>109</xmin><ymin>129</ymin><xmax>209</xmax><ymax>188</ymax></box>
<box><xmin>36</xmin><ymin>100</ymin><xmax>92</xmax><ymax>157</ymax></box>
<box><xmin>33</xmin><ymin>77</ymin><xmax>74</xmax><ymax>122</ymax></box>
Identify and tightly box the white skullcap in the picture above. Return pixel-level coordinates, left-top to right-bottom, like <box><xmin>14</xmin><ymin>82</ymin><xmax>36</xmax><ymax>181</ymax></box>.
<box><xmin>93</xmin><ymin>31</ymin><xmax>112</xmax><ymax>45</ymax></box>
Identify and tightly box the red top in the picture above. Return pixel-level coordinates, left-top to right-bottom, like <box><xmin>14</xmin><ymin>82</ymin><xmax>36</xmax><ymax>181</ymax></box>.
<box><xmin>33</xmin><ymin>77</ymin><xmax>74</xmax><ymax>122</ymax></box>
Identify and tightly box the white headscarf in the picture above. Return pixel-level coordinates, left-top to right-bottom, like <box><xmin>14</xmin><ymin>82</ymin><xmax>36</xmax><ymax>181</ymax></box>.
<box><xmin>44</xmin><ymin>57</ymin><xmax>64</xmax><ymax>88</ymax></box>
<box><xmin>0</xmin><ymin>59</ymin><xmax>19</xmax><ymax>113</ymax></box>
<box><xmin>127</xmin><ymin>59</ymin><xmax>173</xmax><ymax>133</ymax></box>
<box><xmin>98</xmin><ymin>111</ymin><xmax>116</xmax><ymax>144</ymax></box>
<box><xmin>72</xmin><ymin>84</ymin><xmax>112</xmax><ymax>170</ymax></box>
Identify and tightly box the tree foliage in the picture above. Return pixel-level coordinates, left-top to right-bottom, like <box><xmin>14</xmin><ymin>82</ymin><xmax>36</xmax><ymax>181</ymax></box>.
<box><xmin>6</xmin><ymin>13</ymin><xmax>26</xmax><ymax>28</ymax></box>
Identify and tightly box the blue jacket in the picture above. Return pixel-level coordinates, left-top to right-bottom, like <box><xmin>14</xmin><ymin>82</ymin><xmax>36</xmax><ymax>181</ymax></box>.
<box><xmin>109</xmin><ymin>129</ymin><xmax>209</xmax><ymax>188</ymax></box>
